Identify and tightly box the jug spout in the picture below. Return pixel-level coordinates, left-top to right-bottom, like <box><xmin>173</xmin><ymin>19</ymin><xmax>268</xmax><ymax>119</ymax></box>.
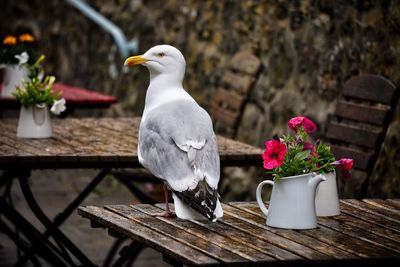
<box><xmin>309</xmin><ymin>173</ymin><xmax>326</xmax><ymax>191</ymax></box>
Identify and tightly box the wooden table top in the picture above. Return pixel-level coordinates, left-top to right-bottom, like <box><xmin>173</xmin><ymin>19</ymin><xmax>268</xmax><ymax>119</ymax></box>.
<box><xmin>78</xmin><ymin>199</ymin><xmax>400</xmax><ymax>266</ymax></box>
<box><xmin>0</xmin><ymin>117</ymin><xmax>263</xmax><ymax>169</ymax></box>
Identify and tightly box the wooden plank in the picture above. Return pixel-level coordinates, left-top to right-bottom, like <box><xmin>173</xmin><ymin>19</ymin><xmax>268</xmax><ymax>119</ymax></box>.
<box><xmin>326</xmin><ymin>121</ymin><xmax>382</xmax><ymax>149</ymax></box>
<box><xmin>363</xmin><ymin>199</ymin><xmax>400</xmax><ymax>214</ymax></box>
<box><xmin>132</xmin><ymin>204</ymin><xmax>277</xmax><ymax>262</ymax></box>
<box><xmin>340</xmin><ymin>202</ymin><xmax>400</xmax><ymax>233</ymax></box>
<box><xmin>154</xmin><ymin>203</ymin><xmax>301</xmax><ymax>261</ymax></box>
<box><xmin>105</xmin><ymin>205</ymin><xmax>248</xmax><ymax>264</ymax></box>
<box><xmin>221</xmin><ymin>204</ymin><xmax>333</xmax><ymax>260</ymax></box>
<box><xmin>334</xmin><ymin>101</ymin><xmax>389</xmax><ymax>125</ymax></box>
<box><xmin>231</xmin><ymin>202</ymin><xmax>397</xmax><ymax>258</ymax></box>
<box><xmin>78</xmin><ymin>206</ymin><xmax>219</xmax><ymax>266</ymax></box>
<box><xmin>317</xmin><ymin>216</ymin><xmax>400</xmax><ymax>254</ymax></box>
<box><xmin>221</xmin><ymin>71</ymin><xmax>253</xmax><ymax>94</ymax></box>
<box><xmin>343</xmin><ymin>199</ymin><xmax>400</xmax><ymax>223</ymax></box>
<box><xmin>330</xmin><ymin>145</ymin><xmax>373</xmax><ymax>170</ymax></box>
<box><xmin>387</xmin><ymin>199</ymin><xmax>400</xmax><ymax>210</ymax></box>
<box><xmin>331</xmin><ymin>214</ymin><xmax>400</xmax><ymax>244</ymax></box>
<box><xmin>343</xmin><ymin>74</ymin><xmax>397</xmax><ymax>105</ymax></box>
<box><xmin>228</xmin><ymin>203</ymin><xmax>355</xmax><ymax>259</ymax></box>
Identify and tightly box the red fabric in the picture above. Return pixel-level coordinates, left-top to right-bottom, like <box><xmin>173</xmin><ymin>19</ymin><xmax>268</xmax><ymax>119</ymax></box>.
<box><xmin>53</xmin><ymin>83</ymin><xmax>117</xmax><ymax>105</ymax></box>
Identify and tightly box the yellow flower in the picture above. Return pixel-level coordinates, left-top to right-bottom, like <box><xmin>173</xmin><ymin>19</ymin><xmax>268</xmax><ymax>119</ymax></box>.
<box><xmin>3</xmin><ymin>35</ymin><xmax>17</xmax><ymax>45</ymax></box>
<box><xmin>19</xmin><ymin>33</ymin><xmax>34</xmax><ymax>42</ymax></box>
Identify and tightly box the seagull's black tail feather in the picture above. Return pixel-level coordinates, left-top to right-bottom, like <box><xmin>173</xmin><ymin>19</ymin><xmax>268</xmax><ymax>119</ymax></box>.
<box><xmin>172</xmin><ymin>179</ymin><xmax>218</xmax><ymax>221</ymax></box>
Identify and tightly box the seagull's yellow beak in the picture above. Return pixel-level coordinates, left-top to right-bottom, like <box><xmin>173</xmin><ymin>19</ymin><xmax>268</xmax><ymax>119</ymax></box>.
<box><xmin>124</xmin><ymin>55</ymin><xmax>148</xmax><ymax>66</ymax></box>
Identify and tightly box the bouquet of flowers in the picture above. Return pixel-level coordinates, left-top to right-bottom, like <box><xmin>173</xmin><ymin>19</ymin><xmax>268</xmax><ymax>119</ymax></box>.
<box><xmin>0</xmin><ymin>33</ymin><xmax>37</xmax><ymax>65</ymax></box>
<box><xmin>262</xmin><ymin>116</ymin><xmax>353</xmax><ymax>181</ymax></box>
<box><xmin>12</xmin><ymin>54</ymin><xmax>66</xmax><ymax>115</ymax></box>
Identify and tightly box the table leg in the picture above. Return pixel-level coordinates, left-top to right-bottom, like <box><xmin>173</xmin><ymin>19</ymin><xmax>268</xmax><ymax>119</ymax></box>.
<box><xmin>103</xmin><ymin>237</ymin><xmax>127</xmax><ymax>267</ymax></box>
<box><xmin>114</xmin><ymin>174</ymin><xmax>156</xmax><ymax>204</ymax></box>
<box><xmin>0</xmin><ymin>218</ymin><xmax>41</xmax><ymax>267</ymax></box>
<box><xmin>163</xmin><ymin>255</ymin><xmax>183</xmax><ymax>267</ymax></box>
<box><xmin>0</xmin><ymin>197</ymin><xmax>69</xmax><ymax>266</ymax></box>
<box><xmin>15</xmin><ymin>168</ymin><xmax>110</xmax><ymax>267</ymax></box>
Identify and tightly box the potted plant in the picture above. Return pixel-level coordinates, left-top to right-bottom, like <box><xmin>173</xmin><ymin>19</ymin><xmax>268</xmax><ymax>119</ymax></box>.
<box><xmin>13</xmin><ymin>55</ymin><xmax>66</xmax><ymax>138</ymax></box>
<box><xmin>256</xmin><ymin>116</ymin><xmax>353</xmax><ymax>229</ymax></box>
<box><xmin>0</xmin><ymin>33</ymin><xmax>36</xmax><ymax>97</ymax></box>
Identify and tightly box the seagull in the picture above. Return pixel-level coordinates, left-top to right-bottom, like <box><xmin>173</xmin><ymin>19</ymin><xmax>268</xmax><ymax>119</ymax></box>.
<box><xmin>124</xmin><ymin>45</ymin><xmax>223</xmax><ymax>221</ymax></box>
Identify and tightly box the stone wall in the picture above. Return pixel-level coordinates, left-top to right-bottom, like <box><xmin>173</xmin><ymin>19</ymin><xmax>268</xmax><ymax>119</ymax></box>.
<box><xmin>1</xmin><ymin>0</ymin><xmax>399</xmax><ymax>198</ymax></box>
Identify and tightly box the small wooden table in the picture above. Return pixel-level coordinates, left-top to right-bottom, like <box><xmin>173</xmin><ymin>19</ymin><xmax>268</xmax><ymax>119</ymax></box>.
<box><xmin>0</xmin><ymin>117</ymin><xmax>262</xmax><ymax>169</ymax></box>
<box><xmin>79</xmin><ymin>199</ymin><xmax>400</xmax><ymax>266</ymax></box>
<box><xmin>0</xmin><ymin>117</ymin><xmax>263</xmax><ymax>266</ymax></box>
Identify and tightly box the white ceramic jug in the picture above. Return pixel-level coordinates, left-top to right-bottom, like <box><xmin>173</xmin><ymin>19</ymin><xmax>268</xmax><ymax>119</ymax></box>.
<box><xmin>17</xmin><ymin>104</ymin><xmax>52</xmax><ymax>138</ymax></box>
<box><xmin>315</xmin><ymin>171</ymin><xmax>340</xmax><ymax>216</ymax></box>
<box><xmin>0</xmin><ymin>65</ymin><xmax>29</xmax><ymax>97</ymax></box>
<box><xmin>256</xmin><ymin>172</ymin><xmax>325</xmax><ymax>229</ymax></box>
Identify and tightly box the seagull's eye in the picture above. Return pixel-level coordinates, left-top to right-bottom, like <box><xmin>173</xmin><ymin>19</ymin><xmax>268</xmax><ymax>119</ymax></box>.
<box><xmin>157</xmin><ymin>52</ymin><xmax>165</xmax><ymax>58</ymax></box>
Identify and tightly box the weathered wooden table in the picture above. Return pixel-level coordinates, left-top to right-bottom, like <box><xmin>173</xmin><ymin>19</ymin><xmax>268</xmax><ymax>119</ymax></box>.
<box><xmin>0</xmin><ymin>117</ymin><xmax>263</xmax><ymax>266</ymax></box>
<box><xmin>79</xmin><ymin>199</ymin><xmax>400</xmax><ymax>267</ymax></box>
<box><xmin>0</xmin><ymin>117</ymin><xmax>262</xmax><ymax>169</ymax></box>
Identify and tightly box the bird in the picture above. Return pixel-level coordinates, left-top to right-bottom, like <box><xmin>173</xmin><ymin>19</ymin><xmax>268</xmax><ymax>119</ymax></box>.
<box><xmin>124</xmin><ymin>45</ymin><xmax>223</xmax><ymax>221</ymax></box>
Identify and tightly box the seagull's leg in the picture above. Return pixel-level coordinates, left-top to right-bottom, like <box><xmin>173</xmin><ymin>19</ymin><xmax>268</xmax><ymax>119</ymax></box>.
<box><xmin>154</xmin><ymin>183</ymin><xmax>176</xmax><ymax>218</ymax></box>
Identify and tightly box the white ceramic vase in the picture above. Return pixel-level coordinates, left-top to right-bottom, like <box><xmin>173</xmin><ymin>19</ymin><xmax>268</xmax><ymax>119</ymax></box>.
<box><xmin>17</xmin><ymin>104</ymin><xmax>52</xmax><ymax>138</ymax></box>
<box><xmin>0</xmin><ymin>64</ymin><xmax>29</xmax><ymax>97</ymax></box>
<box><xmin>256</xmin><ymin>172</ymin><xmax>325</xmax><ymax>229</ymax></box>
<box><xmin>315</xmin><ymin>171</ymin><xmax>340</xmax><ymax>216</ymax></box>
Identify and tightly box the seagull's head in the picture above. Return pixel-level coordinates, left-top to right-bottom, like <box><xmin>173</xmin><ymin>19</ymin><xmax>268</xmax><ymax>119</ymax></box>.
<box><xmin>124</xmin><ymin>45</ymin><xmax>186</xmax><ymax>79</ymax></box>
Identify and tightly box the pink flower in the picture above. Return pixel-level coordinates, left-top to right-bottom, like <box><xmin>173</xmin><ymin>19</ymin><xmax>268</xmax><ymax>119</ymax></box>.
<box><xmin>262</xmin><ymin>139</ymin><xmax>287</xmax><ymax>170</ymax></box>
<box><xmin>288</xmin><ymin>116</ymin><xmax>318</xmax><ymax>133</ymax></box>
<box><xmin>331</xmin><ymin>158</ymin><xmax>354</xmax><ymax>170</ymax></box>
<box><xmin>331</xmin><ymin>158</ymin><xmax>354</xmax><ymax>179</ymax></box>
<box><xmin>338</xmin><ymin>158</ymin><xmax>353</xmax><ymax>171</ymax></box>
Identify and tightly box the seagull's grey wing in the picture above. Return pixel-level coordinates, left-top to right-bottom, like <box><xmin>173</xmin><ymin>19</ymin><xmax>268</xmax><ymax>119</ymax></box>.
<box><xmin>139</xmin><ymin>100</ymin><xmax>220</xmax><ymax>220</ymax></box>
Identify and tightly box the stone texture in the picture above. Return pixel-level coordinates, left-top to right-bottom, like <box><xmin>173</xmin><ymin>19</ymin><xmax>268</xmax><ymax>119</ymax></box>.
<box><xmin>1</xmin><ymin>0</ymin><xmax>399</xmax><ymax>198</ymax></box>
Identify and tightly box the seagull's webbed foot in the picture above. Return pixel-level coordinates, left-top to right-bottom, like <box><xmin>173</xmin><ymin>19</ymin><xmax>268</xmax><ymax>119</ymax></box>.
<box><xmin>154</xmin><ymin>183</ymin><xmax>176</xmax><ymax>218</ymax></box>
<box><xmin>154</xmin><ymin>209</ymin><xmax>176</xmax><ymax>218</ymax></box>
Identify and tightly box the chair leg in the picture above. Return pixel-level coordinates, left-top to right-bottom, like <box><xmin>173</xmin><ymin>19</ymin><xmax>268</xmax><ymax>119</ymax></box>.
<box><xmin>358</xmin><ymin>175</ymin><xmax>370</xmax><ymax>200</ymax></box>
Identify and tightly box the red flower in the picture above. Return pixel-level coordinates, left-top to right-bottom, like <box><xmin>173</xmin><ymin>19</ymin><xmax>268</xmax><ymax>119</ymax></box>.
<box><xmin>288</xmin><ymin>116</ymin><xmax>318</xmax><ymax>133</ymax></box>
<box><xmin>331</xmin><ymin>158</ymin><xmax>354</xmax><ymax>179</ymax></box>
<box><xmin>331</xmin><ymin>158</ymin><xmax>353</xmax><ymax>170</ymax></box>
<box><xmin>262</xmin><ymin>140</ymin><xmax>287</xmax><ymax>170</ymax></box>
<box><xmin>338</xmin><ymin>158</ymin><xmax>353</xmax><ymax>171</ymax></box>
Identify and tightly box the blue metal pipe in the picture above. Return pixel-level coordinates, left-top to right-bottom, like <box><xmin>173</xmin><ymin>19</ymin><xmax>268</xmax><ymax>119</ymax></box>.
<box><xmin>66</xmin><ymin>0</ymin><xmax>138</xmax><ymax>58</ymax></box>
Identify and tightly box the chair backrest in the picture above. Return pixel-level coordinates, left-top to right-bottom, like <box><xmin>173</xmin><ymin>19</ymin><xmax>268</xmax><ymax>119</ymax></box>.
<box><xmin>211</xmin><ymin>51</ymin><xmax>262</xmax><ymax>137</ymax></box>
<box><xmin>325</xmin><ymin>74</ymin><xmax>399</xmax><ymax>197</ymax></box>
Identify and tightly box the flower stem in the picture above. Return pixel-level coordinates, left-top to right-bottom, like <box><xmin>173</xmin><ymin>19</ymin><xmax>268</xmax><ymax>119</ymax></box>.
<box><xmin>311</xmin><ymin>162</ymin><xmax>331</xmax><ymax>172</ymax></box>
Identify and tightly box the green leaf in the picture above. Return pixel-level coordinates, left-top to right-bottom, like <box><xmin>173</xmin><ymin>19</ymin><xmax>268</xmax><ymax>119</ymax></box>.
<box><xmin>294</xmin><ymin>150</ymin><xmax>310</xmax><ymax>161</ymax></box>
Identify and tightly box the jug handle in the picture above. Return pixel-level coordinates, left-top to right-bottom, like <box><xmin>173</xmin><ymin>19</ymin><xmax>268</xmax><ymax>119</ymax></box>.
<box><xmin>256</xmin><ymin>180</ymin><xmax>274</xmax><ymax>217</ymax></box>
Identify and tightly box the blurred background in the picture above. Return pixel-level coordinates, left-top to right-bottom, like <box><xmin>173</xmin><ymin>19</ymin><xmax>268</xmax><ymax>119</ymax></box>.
<box><xmin>1</xmin><ymin>0</ymin><xmax>400</xmax><ymax>265</ymax></box>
